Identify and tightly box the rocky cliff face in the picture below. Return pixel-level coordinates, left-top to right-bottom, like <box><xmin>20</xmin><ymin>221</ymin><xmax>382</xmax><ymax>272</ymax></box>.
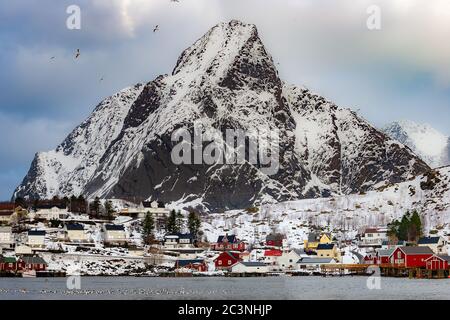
<box><xmin>14</xmin><ymin>20</ymin><xmax>429</xmax><ymax>211</ymax></box>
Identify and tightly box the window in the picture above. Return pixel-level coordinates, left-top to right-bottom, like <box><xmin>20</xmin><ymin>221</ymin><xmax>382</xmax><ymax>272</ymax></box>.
<box><xmin>228</xmin><ymin>260</ymin><xmax>232</xmax><ymax>265</ymax></box>
<box><xmin>218</xmin><ymin>260</ymin><xmax>222</xmax><ymax>265</ymax></box>
<box><xmin>397</xmin><ymin>251</ymin><xmax>402</xmax><ymax>259</ymax></box>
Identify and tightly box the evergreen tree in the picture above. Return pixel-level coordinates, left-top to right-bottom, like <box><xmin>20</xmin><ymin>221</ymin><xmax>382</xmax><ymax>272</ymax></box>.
<box><xmin>142</xmin><ymin>211</ymin><xmax>155</xmax><ymax>244</ymax></box>
<box><xmin>187</xmin><ymin>211</ymin><xmax>201</xmax><ymax>239</ymax></box>
<box><xmin>104</xmin><ymin>200</ymin><xmax>115</xmax><ymax>219</ymax></box>
<box><xmin>91</xmin><ymin>197</ymin><xmax>102</xmax><ymax>217</ymax></box>
<box><xmin>166</xmin><ymin>210</ymin><xmax>177</xmax><ymax>233</ymax></box>
<box><xmin>409</xmin><ymin>210</ymin><xmax>422</xmax><ymax>242</ymax></box>
<box><xmin>14</xmin><ymin>197</ymin><xmax>27</xmax><ymax>209</ymax></box>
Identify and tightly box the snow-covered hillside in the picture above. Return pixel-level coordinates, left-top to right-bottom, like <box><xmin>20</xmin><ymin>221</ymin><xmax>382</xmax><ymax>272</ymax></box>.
<box><xmin>383</xmin><ymin>120</ymin><xmax>449</xmax><ymax>168</ymax></box>
<box><xmin>15</xmin><ymin>20</ymin><xmax>429</xmax><ymax>211</ymax></box>
<box><xmin>202</xmin><ymin>166</ymin><xmax>450</xmax><ymax>245</ymax></box>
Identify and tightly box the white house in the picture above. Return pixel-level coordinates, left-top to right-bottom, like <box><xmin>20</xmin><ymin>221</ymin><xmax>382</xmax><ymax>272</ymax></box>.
<box><xmin>103</xmin><ymin>224</ymin><xmax>127</xmax><ymax>245</ymax></box>
<box><xmin>360</xmin><ymin>227</ymin><xmax>388</xmax><ymax>247</ymax></box>
<box><xmin>297</xmin><ymin>257</ymin><xmax>336</xmax><ymax>270</ymax></box>
<box><xmin>27</xmin><ymin>230</ymin><xmax>46</xmax><ymax>248</ymax></box>
<box><xmin>35</xmin><ymin>204</ymin><xmax>68</xmax><ymax>221</ymax></box>
<box><xmin>231</xmin><ymin>262</ymin><xmax>269</xmax><ymax>273</ymax></box>
<box><xmin>418</xmin><ymin>236</ymin><xmax>447</xmax><ymax>255</ymax></box>
<box><xmin>15</xmin><ymin>244</ymin><xmax>33</xmax><ymax>255</ymax></box>
<box><xmin>277</xmin><ymin>249</ymin><xmax>308</xmax><ymax>271</ymax></box>
<box><xmin>164</xmin><ymin>233</ymin><xmax>195</xmax><ymax>249</ymax></box>
<box><xmin>0</xmin><ymin>226</ymin><xmax>13</xmax><ymax>248</ymax></box>
<box><xmin>65</xmin><ymin>223</ymin><xmax>87</xmax><ymax>243</ymax></box>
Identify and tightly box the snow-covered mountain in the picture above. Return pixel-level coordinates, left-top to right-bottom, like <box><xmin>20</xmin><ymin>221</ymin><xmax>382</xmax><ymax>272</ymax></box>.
<box><xmin>383</xmin><ymin>120</ymin><xmax>449</xmax><ymax>169</ymax></box>
<box><xmin>14</xmin><ymin>20</ymin><xmax>429</xmax><ymax>211</ymax></box>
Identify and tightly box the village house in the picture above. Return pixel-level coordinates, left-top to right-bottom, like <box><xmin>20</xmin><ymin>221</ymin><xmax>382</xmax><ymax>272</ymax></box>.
<box><xmin>175</xmin><ymin>259</ymin><xmax>208</xmax><ymax>272</ymax></box>
<box><xmin>15</xmin><ymin>245</ymin><xmax>33</xmax><ymax>255</ymax></box>
<box><xmin>0</xmin><ymin>203</ymin><xmax>15</xmax><ymax>224</ymax></box>
<box><xmin>265</xmin><ymin>233</ymin><xmax>286</xmax><ymax>248</ymax></box>
<box><xmin>214</xmin><ymin>251</ymin><xmax>241</xmax><ymax>270</ymax></box>
<box><xmin>0</xmin><ymin>256</ymin><xmax>20</xmax><ymax>272</ymax></box>
<box><xmin>424</xmin><ymin>254</ymin><xmax>450</xmax><ymax>270</ymax></box>
<box><xmin>316</xmin><ymin>243</ymin><xmax>341</xmax><ymax>262</ymax></box>
<box><xmin>20</xmin><ymin>256</ymin><xmax>47</xmax><ymax>271</ymax></box>
<box><xmin>164</xmin><ymin>233</ymin><xmax>195</xmax><ymax>249</ymax></box>
<box><xmin>276</xmin><ymin>249</ymin><xmax>308</xmax><ymax>270</ymax></box>
<box><xmin>389</xmin><ymin>246</ymin><xmax>434</xmax><ymax>268</ymax></box>
<box><xmin>0</xmin><ymin>226</ymin><xmax>14</xmax><ymax>249</ymax></box>
<box><xmin>263</xmin><ymin>249</ymin><xmax>282</xmax><ymax>267</ymax></box>
<box><xmin>231</xmin><ymin>261</ymin><xmax>269</xmax><ymax>274</ymax></box>
<box><xmin>363</xmin><ymin>253</ymin><xmax>377</xmax><ymax>264</ymax></box>
<box><xmin>376</xmin><ymin>248</ymin><xmax>395</xmax><ymax>264</ymax></box>
<box><xmin>34</xmin><ymin>203</ymin><xmax>68</xmax><ymax>221</ymax></box>
<box><xmin>211</xmin><ymin>234</ymin><xmax>246</xmax><ymax>251</ymax></box>
<box><xmin>297</xmin><ymin>257</ymin><xmax>336</xmax><ymax>270</ymax></box>
<box><xmin>65</xmin><ymin>223</ymin><xmax>87</xmax><ymax>243</ymax></box>
<box><xmin>359</xmin><ymin>227</ymin><xmax>388</xmax><ymax>248</ymax></box>
<box><xmin>103</xmin><ymin>224</ymin><xmax>127</xmax><ymax>245</ymax></box>
<box><xmin>139</xmin><ymin>201</ymin><xmax>170</xmax><ymax>225</ymax></box>
<box><xmin>27</xmin><ymin>230</ymin><xmax>46</xmax><ymax>248</ymax></box>
<box><xmin>417</xmin><ymin>236</ymin><xmax>447</xmax><ymax>255</ymax></box>
<box><xmin>304</xmin><ymin>232</ymin><xmax>332</xmax><ymax>252</ymax></box>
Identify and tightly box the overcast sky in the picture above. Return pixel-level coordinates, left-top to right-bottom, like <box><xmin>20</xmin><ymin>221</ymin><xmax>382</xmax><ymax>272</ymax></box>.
<box><xmin>1</xmin><ymin>0</ymin><xmax>449</xmax><ymax>200</ymax></box>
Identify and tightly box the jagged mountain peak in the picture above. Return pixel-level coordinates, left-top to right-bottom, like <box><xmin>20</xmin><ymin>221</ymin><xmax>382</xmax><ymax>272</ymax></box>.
<box><xmin>383</xmin><ymin>120</ymin><xmax>449</xmax><ymax>168</ymax></box>
<box><xmin>14</xmin><ymin>21</ymin><xmax>430</xmax><ymax>211</ymax></box>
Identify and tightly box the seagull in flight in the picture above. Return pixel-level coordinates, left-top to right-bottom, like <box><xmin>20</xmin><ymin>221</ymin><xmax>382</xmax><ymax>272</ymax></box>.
<box><xmin>50</xmin><ymin>56</ymin><xmax>56</xmax><ymax>61</ymax></box>
<box><xmin>99</xmin><ymin>76</ymin><xmax>104</xmax><ymax>82</ymax></box>
<box><xmin>75</xmin><ymin>49</ymin><xmax>80</xmax><ymax>59</ymax></box>
<box><xmin>153</xmin><ymin>25</ymin><xmax>159</xmax><ymax>33</ymax></box>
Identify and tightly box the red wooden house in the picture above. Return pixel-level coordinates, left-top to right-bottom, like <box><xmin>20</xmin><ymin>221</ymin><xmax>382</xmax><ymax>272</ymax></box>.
<box><xmin>389</xmin><ymin>246</ymin><xmax>434</xmax><ymax>268</ymax></box>
<box><xmin>375</xmin><ymin>249</ymin><xmax>395</xmax><ymax>264</ymax></box>
<box><xmin>265</xmin><ymin>233</ymin><xmax>286</xmax><ymax>248</ymax></box>
<box><xmin>211</xmin><ymin>234</ymin><xmax>246</xmax><ymax>252</ymax></box>
<box><xmin>214</xmin><ymin>251</ymin><xmax>241</xmax><ymax>270</ymax></box>
<box><xmin>424</xmin><ymin>255</ymin><xmax>450</xmax><ymax>270</ymax></box>
<box><xmin>0</xmin><ymin>256</ymin><xmax>20</xmax><ymax>271</ymax></box>
<box><xmin>175</xmin><ymin>259</ymin><xmax>208</xmax><ymax>272</ymax></box>
<box><xmin>20</xmin><ymin>256</ymin><xmax>47</xmax><ymax>271</ymax></box>
<box><xmin>363</xmin><ymin>254</ymin><xmax>377</xmax><ymax>264</ymax></box>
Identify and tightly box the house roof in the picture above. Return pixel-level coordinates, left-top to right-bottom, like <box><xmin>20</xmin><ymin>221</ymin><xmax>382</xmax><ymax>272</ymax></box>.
<box><xmin>66</xmin><ymin>223</ymin><xmax>84</xmax><ymax>231</ymax></box>
<box><xmin>297</xmin><ymin>257</ymin><xmax>334</xmax><ymax>264</ymax></box>
<box><xmin>292</xmin><ymin>249</ymin><xmax>306</xmax><ymax>256</ymax></box>
<box><xmin>317</xmin><ymin>243</ymin><xmax>335</xmax><ymax>250</ymax></box>
<box><xmin>0</xmin><ymin>203</ymin><xmax>15</xmax><ymax>211</ymax></box>
<box><xmin>176</xmin><ymin>259</ymin><xmax>205</xmax><ymax>267</ymax></box>
<box><xmin>36</xmin><ymin>204</ymin><xmax>66</xmax><ymax>210</ymax></box>
<box><xmin>28</xmin><ymin>230</ymin><xmax>46</xmax><ymax>236</ymax></box>
<box><xmin>104</xmin><ymin>224</ymin><xmax>125</xmax><ymax>231</ymax></box>
<box><xmin>217</xmin><ymin>234</ymin><xmax>237</xmax><ymax>243</ymax></box>
<box><xmin>165</xmin><ymin>233</ymin><xmax>194</xmax><ymax>240</ymax></box>
<box><xmin>377</xmin><ymin>248</ymin><xmax>395</xmax><ymax>257</ymax></box>
<box><xmin>418</xmin><ymin>237</ymin><xmax>441</xmax><ymax>245</ymax></box>
<box><xmin>396</xmin><ymin>246</ymin><xmax>434</xmax><ymax>255</ymax></box>
<box><xmin>0</xmin><ymin>256</ymin><xmax>17</xmax><ymax>263</ymax></box>
<box><xmin>425</xmin><ymin>255</ymin><xmax>450</xmax><ymax>262</ymax></box>
<box><xmin>307</xmin><ymin>232</ymin><xmax>320</xmax><ymax>242</ymax></box>
<box><xmin>215</xmin><ymin>251</ymin><xmax>240</xmax><ymax>261</ymax></box>
<box><xmin>21</xmin><ymin>256</ymin><xmax>47</xmax><ymax>265</ymax></box>
<box><xmin>264</xmin><ymin>249</ymin><xmax>282</xmax><ymax>257</ymax></box>
<box><xmin>239</xmin><ymin>262</ymin><xmax>267</xmax><ymax>267</ymax></box>
<box><xmin>266</xmin><ymin>233</ymin><xmax>285</xmax><ymax>241</ymax></box>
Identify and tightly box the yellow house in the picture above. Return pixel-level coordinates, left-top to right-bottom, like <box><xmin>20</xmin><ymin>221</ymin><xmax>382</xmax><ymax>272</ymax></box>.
<box><xmin>304</xmin><ymin>232</ymin><xmax>332</xmax><ymax>251</ymax></box>
<box><xmin>316</xmin><ymin>243</ymin><xmax>341</xmax><ymax>262</ymax></box>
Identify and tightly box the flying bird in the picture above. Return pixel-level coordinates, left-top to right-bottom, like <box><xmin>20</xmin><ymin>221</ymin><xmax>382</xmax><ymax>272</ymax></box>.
<box><xmin>153</xmin><ymin>25</ymin><xmax>159</xmax><ymax>33</ymax></box>
<box><xmin>171</xmin><ymin>0</ymin><xmax>180</xmax><ymax>2</ymax></box>
<box><xmin>50</xmin><ymin>56</ymin><xmax>55</xmax><ymax>60</ymax></box>
<box><xmin>75</xmin><ymin>49</ymin><xmax>80</xmax><ymax>59</ymax></box>
<box><xmin>99</xmin><ymin>76</ymin><xmax>104</xmax><ymax>82</ymax></box>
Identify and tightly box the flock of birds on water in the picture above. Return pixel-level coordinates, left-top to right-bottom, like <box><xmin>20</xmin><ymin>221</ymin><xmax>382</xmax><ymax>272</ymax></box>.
<box><xmin>47</xmin><ymin>0</ymin><xmax>182</xmax><ymax>82</ymax></box>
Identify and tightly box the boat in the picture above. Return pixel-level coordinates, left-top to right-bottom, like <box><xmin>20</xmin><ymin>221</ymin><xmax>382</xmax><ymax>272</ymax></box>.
<box><xmin>22</xmin><ymin>270</ymin><xmax>36</xmax><ymax>278</ymax></box>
